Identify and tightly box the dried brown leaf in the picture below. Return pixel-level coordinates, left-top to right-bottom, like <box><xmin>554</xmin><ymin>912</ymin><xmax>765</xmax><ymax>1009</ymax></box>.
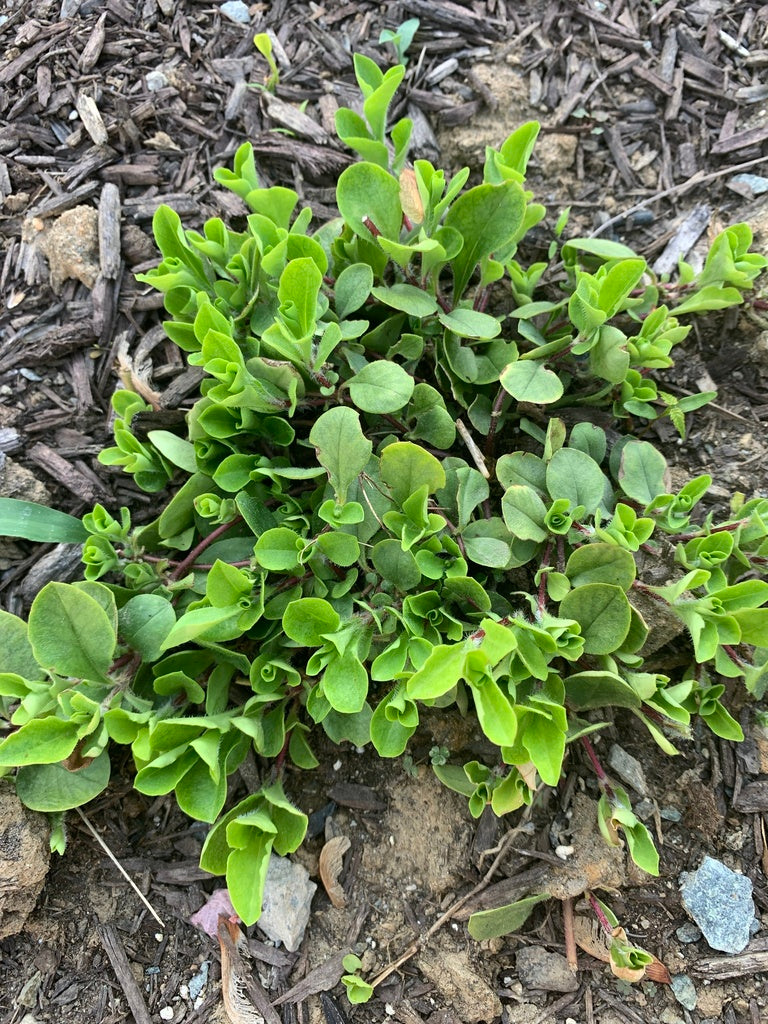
<box><xmin>319</xmin><ymin>835</ymin><xmax>351</xmax><ymax>909</ymax></box>
<box><xmin>217</xmin><ymin>916</ymin><xmax>280</xmax><ymax>1024</ymax></box>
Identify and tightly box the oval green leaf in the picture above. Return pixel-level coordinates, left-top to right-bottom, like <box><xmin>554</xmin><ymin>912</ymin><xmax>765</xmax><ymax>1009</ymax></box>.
<box><xmin>349</xmin><ymin>361</ymin><xmax>415</xmax><ymax>414</ymax></box>
<box><xmin>15</xmin><ymin>750</ymin><xmax>111</xmax><ymax>811</ymax></box>
<box><xmin>559</xmin><ymin>584</ymin><xmax>632</xmax><ymax>655</ymax></box>
<box><xmin>500</xmin><ymin>360</ymin><xmax>564</xmax><ymax>404</ymax></box>
<box><xmin>28</xmin><ymin>582</ymin><xmax>116</xmax><ymax>681</ymax></box>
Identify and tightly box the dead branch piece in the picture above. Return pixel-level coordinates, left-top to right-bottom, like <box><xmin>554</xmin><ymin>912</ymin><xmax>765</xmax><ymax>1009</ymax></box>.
<box><xmin>99</xmin><ymin>923</ymin><xmax>153</xmax><ymax>1024</ymax></box>
<box><xmin>456</xmin><ymin>419</ymin><xmax>490</xmax><ymax>479</ymax></box>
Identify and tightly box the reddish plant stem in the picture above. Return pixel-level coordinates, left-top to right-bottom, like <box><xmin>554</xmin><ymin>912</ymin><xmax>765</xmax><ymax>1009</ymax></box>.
<box><xmin>723</xmin><ymin>644</ymin><xmax>747</xmax><ymax>667</ymax></box>
<box><xmin>169</xmin><ymin>516</ymin><xmax>243</xmax><ymax>582</ymax></box>
<box><xmin>673</xmin><ymin>517</ymin><xmax>750</xmax><ymax>543</ymax></box>
<box><xmin>588</xmin><ymin>891</ymin><xmax>614</xmax><ymax>936</ymax></box>
<box><xmin>580</xmin><ymin>735</ymin><xmax>613</xmax><ymax>798</ymax></box>
<box><xmin>109</xmin><ymin>651</ymin><xmax>136</xmax><ymax>673</ymax></box>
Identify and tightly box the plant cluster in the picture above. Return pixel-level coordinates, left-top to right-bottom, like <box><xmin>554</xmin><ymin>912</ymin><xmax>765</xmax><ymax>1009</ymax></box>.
<box><xmin>1</xmin><ymin>55</ymin><xmax>767</xmax><ymax>952</ymax></box>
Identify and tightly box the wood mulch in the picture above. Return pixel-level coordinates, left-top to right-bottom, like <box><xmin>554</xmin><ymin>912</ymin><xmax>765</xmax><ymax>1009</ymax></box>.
<box><xmin>1</xmin><ymin>2</ymin><xmax>768</xmax><ymax>1023</ymax></box>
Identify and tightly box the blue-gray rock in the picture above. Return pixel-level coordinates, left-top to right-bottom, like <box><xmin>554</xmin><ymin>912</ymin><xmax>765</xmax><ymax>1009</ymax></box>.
<box><xmin>675</xmin><ymin>921</ymin><xmax>701</xmax><ymax>944</ymax></box>
<box><xmin>670</xmin><ymin>973</ymin><xmax>697</xmax><ymax>1011</ymax></box>
<box><xmin>680</xmin><ymin>856</ymin><xmax>754</xmax><ymax>954</ymax></box>
<box><xmin>220</xmin><ymin>0</ymin><xmax>250</xmax><ymax>23</ymax></box>
<box><xmin>660</xmin><ymin>805</ymin><xmax>682</xmax><ymax>822</ymax></box>
<box><xmin>258</xmin><ymin>854</ymin><xmax>316</xmax><ymax>951</ymax></box>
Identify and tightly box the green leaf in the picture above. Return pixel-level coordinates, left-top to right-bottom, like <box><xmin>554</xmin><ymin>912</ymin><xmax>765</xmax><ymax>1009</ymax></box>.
<box><xmin>546</xmin><ymin>447</ymin><xmax>606</xmax><ymax>515</ymax></box>
<box><xmin>597</xmin><ymin>259</ymin><xmax>646</xmax><ymax>316</ymax></box>
<box><xmin>372</xmin><ymin>539</ymin><xmax>422</xmax><ymax>590</ymax></box>
<box><xmin>0</xmin><ymin>610</ymin><xmax>43</xmax><ymax>680</ymax></box>
<box><xmin>118</xmin><ymin>595</ymin><xmax>176</xmax><ymax>662</ymax></box>
<box><xmin>562</xmin><ymin>237</ymin><xmax>638</xmax><ymax>262</ymax></box>
<box><xmin>0</xmin><ymin>498</ymin><xmax>88</xmax><ymax>543</ymax></box>
<box><xmin>349</xmin><ymin>361</ymin><xmax>415</xmax><ymax>413</ymax></box>
<box><xmin>315</xmin><ymin>531</ymin><xmax>360</xmax><ymax>567</ymax></box>
<box><xmin>370</xmin><ymin>283</ymin><xmax>438</xmax><ymax>317</ymax></box>
<box><xmin>309</xmin><ymin>407</ymin><xmax>373</xmax><ymax>504</ymax></box>
<box><xmin>146</xmin><ymin>431</ymin><xmax>197</xmax><ymax>473</ymax></box>
<box><xmin>277</xmin><ymin>257</ymin><xmax>322</xmax><ymax>340</ymax></box>
<box><xmin>407</xmin><ymin>643</ymin><xmax>467</xmax><ymax>700</ymax></box>
<box><xmin>438</xmin><ymin>308</ymin><xmax>502</xmax><ymax>339</ymax></box>
<box><xmin>500</xmin><ymin>360</ymin><xmax>564</xmax><ymax>404</ymax></box>
<box><xmin>495</xmin><ymin>452</ymin><xmax>547</xmax><ymax>493</ymax></box>
<box><xmin>0</xmin><ymin>717</ymin><xmax>79</xmax><ymax>766</ymax></box>
<box><xmin>254</xmin><ymin>527</ymin><xmax>303</xmax><ymax>571</ymax></box>
<box><xmin>565</xmin><ymin>544</ymin><xmax>636</xmax><ymax>591</ymax></box>
<box><xmin>468</xmin><ymin>894</ymin><xmax>551</xmax><ymax>940</ymax></box>
<box><xmin>28</xmin><ymin>582</ymin><xmax>116</xmax><ymax>681</ymax></box>
<box><xmin>444</xmin><ymin>181</ymin><xmax>526</xmax><ymax>298</ymax></box>
<box><xmin>559</xmin><ymin>584</ymin><xmax>632</xmax><ymax>655</ymax></box>
<box><xmin>323</xmin><ymin>650</ymin><xmax>368</xmax><ymax>713</ymax></box>
<box><xmin>618</xmin><ymin>440</ymin><xmax>667</xmax><ymax>504</ymax></box>
<box><xmin>501</xmin><ymin>486</ymin><xmax>548</xmax><ymax>542</ymax></box>
<box><xmin>671</xmin><ymin>284</ymin><xmax>744</xmax><ymax>315</ymax></box>
<box><xmin>335</xmin><ymin>263</ymin><xmax>374</xmax><ymax>319</ymax></box>
<box><xmin>283</xmin><ymin>598</ymin><xmax>340</xmax><ymax>646</ymax></box>
<box><xmin>569</xmin><ymin>422</ymin><xmax>607</xmax><ymax>463</ymax></box>
<box><xmin>15</xmin><ymin>750</ymin><xmax>111</xmax><ymax>811</ymax></box>
<box><xmin>337</xmin><ymin>162</ymin><xmax>403</xmax><ymax>240</ymax></box>
<box><xmin>564</xmin><ymin>670</ymin><xmax>641</xmax><ymax>711</ymax></box>
<box><xmin>380</xmin><ymin>441</ymin><xmax>445</xmax><ymax>506</ymax></box>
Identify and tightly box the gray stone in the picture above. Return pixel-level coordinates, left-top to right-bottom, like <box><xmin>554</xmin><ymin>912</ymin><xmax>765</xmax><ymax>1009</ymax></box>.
<box><xmin>660</xmin><ymin>806</ymin><xmax>682</xmax><ymax>822</ymax></box>
<box><xmin>634</xmin><ymin>798</ymin><xmax>655</xmax><ymax>821</ymax></box>
<box><xmin>220</xmin><ymin>0</ymin><xmax>250</xmax><ymax>23</ymax></box>
<box><xmin>608</xmin><ymin>744</ymin><xmax>648</xmax><ymax>796</ymax></box>
<box><xmin>680</xmin><ymin>856</ymin><xmax>754</xmax><ymax>954</ymax></box>
<box><xmin>675</xmin><ymin>921</ymin><xmax>702</xmax><ymax>943</ymax></box>
<box><xmin>670</xmin><ymin>973</ymin><xmax>697</xmax><ymax>1011</ymax></box>
<box><xmin>515</xmin><ymin>946</ymin><xmax>578</xmax><ymax>993</ymax></box>
<box><xmin>145</xmin><ymin>71</ymin><xmax>169</xmax><ymax>92</ymax></box>
<box><xmin>258</xmin><ymin>854</ymin><xmax>316</xmax><ymax>952</ymax></box>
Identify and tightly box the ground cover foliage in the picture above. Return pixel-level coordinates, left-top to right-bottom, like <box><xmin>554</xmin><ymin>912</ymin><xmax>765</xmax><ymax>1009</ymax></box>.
<box><xmin>1</xmin><ymin>54</ymin><xmax>768</xmax><ymax>986</ymax></box>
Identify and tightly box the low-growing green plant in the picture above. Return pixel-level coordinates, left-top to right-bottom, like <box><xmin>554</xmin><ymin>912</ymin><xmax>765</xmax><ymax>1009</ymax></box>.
<box><xmin>1</xmin><ymin>54</ymin><xmax>767</xmax><ymax>983</ymax></box>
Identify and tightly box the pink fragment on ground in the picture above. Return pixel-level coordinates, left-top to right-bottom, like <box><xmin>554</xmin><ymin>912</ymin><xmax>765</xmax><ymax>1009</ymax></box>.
<box><xmin>189</xmin><ymin>889</ymin><xmax>237</xmax><ymax>938</ymax></box>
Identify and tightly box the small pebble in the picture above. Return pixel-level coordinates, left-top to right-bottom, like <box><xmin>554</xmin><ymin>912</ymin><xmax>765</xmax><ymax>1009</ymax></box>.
<box><xmin>671</xmin><ymin>973</ymin><xmax>697</xmax><ymax>1011</ymax></box>
<box><xmin>220</xmin><ymin>0</ymin><xmax>250</xmax><ymax>23</ymax></box>
<box><xmin>675</xmin><ymin>922</ymin><xmax>702</xmax><ymax>943</ymax></box>
<box><xmin>634</xmin><ymin>798</ymin><xmax>655</xmax><ymax>821</ymax></box>
<box><xmin>188</xmin><ymin>961</ymin><xmax>209</xmax><ymax>1001</ymax></box>
<box><xmin>660</xmin><ymin>806</ymin><xmax>682</xmax><ymax>822</ymax></box>
<box><xmin>146</xmin><ymin>71</ymin><xmax>168</xmax><ymax>92</ymax></box>
<box><xmin>159</xmin><ymin>1008</ymin><xmax>173</xmax><ymax>1022</ymax></box>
